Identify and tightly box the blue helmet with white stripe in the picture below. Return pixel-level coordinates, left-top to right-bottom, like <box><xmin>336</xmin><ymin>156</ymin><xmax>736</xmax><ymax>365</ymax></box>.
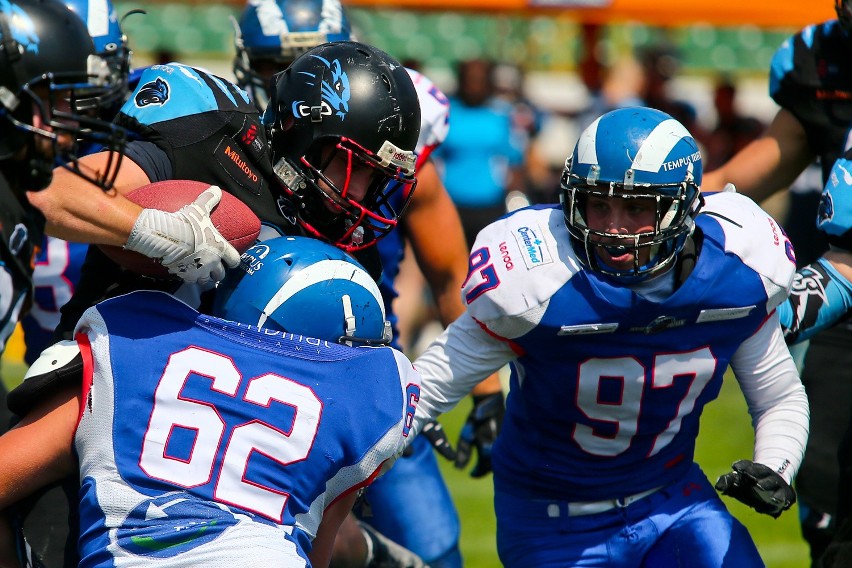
<box><xmin>213</xmin><ymin>236</ymin><xmax>391</xmax><ymax>345</ymax></box>
<box><xmin>560</xmin><ymin>106</ymin><xmax>703</xmax><ymax>282</ymax></box>
<box><xmin>63</xmin><ymin>0</ymin><xmax>131</xmax><ymax>116</ymax></box>
<box><xmin>234</xmin><ymin>0</ymin><xmax>351</xmax><ymax>108</ymax></box>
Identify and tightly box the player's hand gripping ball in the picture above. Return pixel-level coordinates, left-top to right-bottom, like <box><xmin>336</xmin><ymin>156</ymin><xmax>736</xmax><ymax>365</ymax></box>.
<box><xmin>100</xmin><ymin>180</ymin><xmax>261</xmax><ymax>280</ymax></box>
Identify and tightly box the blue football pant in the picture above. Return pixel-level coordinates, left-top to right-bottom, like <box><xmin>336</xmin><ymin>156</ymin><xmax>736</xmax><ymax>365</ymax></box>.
<box><xmin>495</xmin><ymin>463</ymin><xmax>764</xmax><ymax>567</ymax></box>
<box><xmin>357</xmin><ymin>434</ymin><xmax>462</xmax><ymax>568</ymax></box>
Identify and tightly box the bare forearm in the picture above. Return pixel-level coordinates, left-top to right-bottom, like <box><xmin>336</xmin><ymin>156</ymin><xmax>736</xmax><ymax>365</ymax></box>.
<box><xmin>27</xmin><ymin>155</ymin><xmax>149</xmax><ymax>245</ymax></box>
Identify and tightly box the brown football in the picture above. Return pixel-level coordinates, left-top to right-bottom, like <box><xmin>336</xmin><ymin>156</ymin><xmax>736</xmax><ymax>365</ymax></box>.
<box><xmin>99</xmin><ymin>180</ymin><xmax>261</xmax><ymax>279</ymax></box>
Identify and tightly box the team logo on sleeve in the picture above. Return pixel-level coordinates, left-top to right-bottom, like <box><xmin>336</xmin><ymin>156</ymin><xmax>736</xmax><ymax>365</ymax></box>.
<box><xmin>291</xmin><ymin>56</ymin><xmax>350</xmax><ymax>121</ymax></box>
<box><xmin>135</xmin><ymin>78</ymin><xmax>170</xmax><ymax>107</ymax></box>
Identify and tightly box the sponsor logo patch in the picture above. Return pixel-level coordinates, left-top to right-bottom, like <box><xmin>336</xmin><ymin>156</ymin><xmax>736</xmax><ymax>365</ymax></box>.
<box><xmin>511</xmin><ymin>225</ymin><xmax>552</xmax><ymax>269</ymax></box>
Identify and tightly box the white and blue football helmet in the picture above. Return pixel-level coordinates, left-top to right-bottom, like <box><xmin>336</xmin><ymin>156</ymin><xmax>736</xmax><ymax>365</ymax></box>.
<box><xmin>213</xmin><ymin>236</ymin><xmax>391</xmax><ymax>345</ymax></box>
<box><xmin>63</xmin><ymin>0</ymin><xmax>131</xmax><ymax>116</ymax></box>
<box><xmin>560</xmin><ymin>106</ymin><xmax>704</xmax><ymax>282</ymax></box>
<box><xmin>233</xmin><ymin>0</ymin><xmax>351</xmax><ymax>108</ymax></box>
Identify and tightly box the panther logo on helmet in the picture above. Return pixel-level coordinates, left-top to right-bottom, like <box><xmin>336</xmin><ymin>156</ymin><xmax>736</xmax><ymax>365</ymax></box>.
<box><xmin>291</xmin><ymin>55</ymin><xmax>349</xmax><ymax>120</ymax></box>
<box><xmin>135</xmin><ymin>77</ymin><xmax>169</xmax><ymax>107</ymax></box>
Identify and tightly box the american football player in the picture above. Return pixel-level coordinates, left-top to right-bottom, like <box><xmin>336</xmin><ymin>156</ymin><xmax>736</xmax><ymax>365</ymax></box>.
<box><xmin>0</xmin><ymin>236</ymin><xmax>420</xmax><ymax>568</ymax></box>
<box><xmin>411</xmin><ymin>107</ymin><xmax>809</xmax><ymax>567</ymax></box>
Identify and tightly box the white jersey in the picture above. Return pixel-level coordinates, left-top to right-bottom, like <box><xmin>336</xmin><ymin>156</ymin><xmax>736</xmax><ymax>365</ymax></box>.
<box><xmin>406</xmin><ymin>68</ymin><xmax>450</xmax><ymax>164</ymax></box>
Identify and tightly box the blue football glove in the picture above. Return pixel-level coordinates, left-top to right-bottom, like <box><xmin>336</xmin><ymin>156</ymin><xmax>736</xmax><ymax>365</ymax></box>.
<box><xmin>714</xmin><ymin>459</ymin><xmax>796</xmax><ymax>518</ymax></box>
<box><xmin>420</xmin><ymin>419</ymin><xmax>456</xmax><ymax>461</ymax></box>
<box><xmin>455</xmin><ymin>393</ymin><xmax>504</xmax><ymax>478</ymax></box>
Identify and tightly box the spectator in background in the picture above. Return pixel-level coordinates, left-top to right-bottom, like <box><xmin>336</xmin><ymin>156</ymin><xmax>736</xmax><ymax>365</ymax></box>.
<box><xmin>704</xmin><ymin>77</ymin><xmax>766</xmax><ymax>171</ymax></box>
<box><xmin>637</xmin><ymin>44</ymin><xmax>709</xmax><ymax>148</ymax></box>
<box><xmin>433</xmin><ymin>58</ymin><xmax>526</xmax><ymax>247</ymax></box>
<box><xmin>492</xmin><ymin>62</ymin><xmax>552</xmax><ymax>206</ymax></box>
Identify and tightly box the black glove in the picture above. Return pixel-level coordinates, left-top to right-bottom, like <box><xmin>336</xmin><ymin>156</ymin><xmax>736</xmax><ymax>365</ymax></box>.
<box><xmin>419</xmin><ymin>420</ymin><xmax>456</xmax><ymax>461</ymax></box>
<box><xmin>360</xmin><ymin>521</ymin><xmax>430</xmax><ymax>568</ymax></box>
<box><xmin>714</xmin><ymin>459</ymin><xmax>796</xmax><ymax>518</ymax></box>
<box><xmin>455</xmin><ymin>392</ymin><xmax>505</xmax><ymax>478</ymax></box>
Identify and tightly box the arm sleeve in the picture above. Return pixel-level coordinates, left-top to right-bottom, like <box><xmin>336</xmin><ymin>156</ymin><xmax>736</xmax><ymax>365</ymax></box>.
<box><xmin>729</xmin><ymin>311</ymin><xmax>810</xmax><ymax>483</ymax></box>
<box><xmin>122</xmin><ymin>140</ymin><xmax>173</xmax><ymax>183</ymax></box>
<box><xmin>410</xmin><ymin>312</ymin><xmax>516</xmax><ymax>438</ymax></box>
<box><xmin>779</xmin><ymin>257</ymin><xmax>852</xmax><ymax>345</ymax></box>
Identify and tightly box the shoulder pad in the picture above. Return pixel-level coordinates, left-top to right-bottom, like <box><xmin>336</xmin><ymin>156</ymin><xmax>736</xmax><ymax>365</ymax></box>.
<box><xmin>700</xmin><ymin>192</ymin><xmax>796</xmax><ymax>310</ymax></box>
<box><xmin>119</xmin><ymin>64</ymin><xmax>253</xmax><ymax>127</ymax></box>
<box><xmin>407</xmin><ymin>68</ymin><xmax>450</xmax><ymax>156</ymax></box>
<box><xmin>8</xmin><ymin>341</ymin><xmax>83</xmax><ymax>417</ymax></box>
<box><xmin>461</xmin><ymin>207</ymin><xmax>578</xmax><ymax>338</ymax></box>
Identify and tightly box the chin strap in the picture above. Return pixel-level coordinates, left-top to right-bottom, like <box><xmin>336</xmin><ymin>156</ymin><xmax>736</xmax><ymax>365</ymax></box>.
<box><xmin>674</xmin><ymin>231</ymin><xmax>702</xmax><ymax>288</ymax></box>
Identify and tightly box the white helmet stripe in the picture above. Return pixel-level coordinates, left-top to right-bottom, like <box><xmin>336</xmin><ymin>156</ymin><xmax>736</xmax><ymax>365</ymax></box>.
<box><xmin>85</xmin><ymin>0</ymin><xmax>111</xmax><ymax>39</ymax></box>
<box><xmin>575</xmin><ymin>116</ymin><xmax>601</xmax><ymax>165</ymax></box>
<box><xmin>320</xmin><ymin>0</ymin><xmax>346</xmax><ymax>33</ymax></box>
<box><xmin>250</xmin><ymin>0</ymin><xmax>288</xmax><ymax>36</ymax></box>
<box><xmin>257</xmin><ymin>258</ymin><xmax>384</xmax><ymax>329</ymax></box>
<box><xmin>631</xmin><ymin>118</ymin><xmax>692</xmax><ymax>173</ymax></box>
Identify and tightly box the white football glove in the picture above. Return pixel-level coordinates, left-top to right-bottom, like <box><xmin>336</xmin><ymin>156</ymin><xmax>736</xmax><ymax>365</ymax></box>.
<box><xmin>125</xmin><ymin>185</ymin><xmax>241</xmax><ymax>285</ymax></box>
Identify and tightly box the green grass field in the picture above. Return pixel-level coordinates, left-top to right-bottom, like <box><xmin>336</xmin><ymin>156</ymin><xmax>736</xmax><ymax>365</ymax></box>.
<box><xmin>1</xmin><ymin>355</ymin><xmax>810</xmax><ymax>567</ymax></box>
<box><xmin>435</xmin><ymin>372</ymin><xmax>811</xmax><ymax>568</ymax></box>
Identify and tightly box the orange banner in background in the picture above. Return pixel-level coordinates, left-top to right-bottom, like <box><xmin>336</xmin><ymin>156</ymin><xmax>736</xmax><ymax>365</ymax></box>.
<box><xmin>343</xmin><ymin>0</ymin><xmax>834</xmax><ymax>29</ymax></box>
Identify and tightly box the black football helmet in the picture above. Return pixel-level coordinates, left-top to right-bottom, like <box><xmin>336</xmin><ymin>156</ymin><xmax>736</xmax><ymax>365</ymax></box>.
<box><xmin>262</xmin><ymin>41</ymin><xmax>421</xmax><ymax>252</ymax></box>
<box><xmin>0</xmin><ymin>0</ymin><xmax>126</xmax><ymax>191</ymax></box>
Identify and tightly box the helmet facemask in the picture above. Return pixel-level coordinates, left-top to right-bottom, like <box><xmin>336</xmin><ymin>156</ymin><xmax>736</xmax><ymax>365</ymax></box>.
<box><xmin>1</xmin><ymin>56</ymin><xmax>126</xmax><ymax>190</ymax></box>
<box><xmin>274</xmin><ymin>136</ymin><xmax>416</xmax><ymax>251</ymax></box>
<box><xmin>561</xmin><ymin>162</ymin><xmax>703</xmax><ymax>283</ymax></box>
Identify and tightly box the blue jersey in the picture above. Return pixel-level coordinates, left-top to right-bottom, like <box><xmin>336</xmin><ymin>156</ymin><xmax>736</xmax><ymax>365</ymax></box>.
<box><xmin>459</xmin><ymin>191</ymin><xmax>796</xmax><ymax>502</ymax></box>
<box><xmin>72</xmin><ymin>291</ymin><xmax>420</xmax><ymax>567</ymax></box>
<box><xmin>433</xmin><ymin>97</ymin><xmax>524</xmax><ymax>208</ymax></box>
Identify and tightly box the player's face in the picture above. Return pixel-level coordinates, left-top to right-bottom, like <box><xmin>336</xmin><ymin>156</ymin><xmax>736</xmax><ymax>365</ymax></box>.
<box><xmin>30</xmin><ymin>87</ymin><xmax>76</xmax><ymax>160</ymax></box>
<box><xmin>584</xmin><ymin>193</ymin><xmax>657</xmax><ymax>270</ymax></box>
<box><xmin>315</xmin><ymin>143</ymin><xmax>382</xmax><ymax>211</ymax></box>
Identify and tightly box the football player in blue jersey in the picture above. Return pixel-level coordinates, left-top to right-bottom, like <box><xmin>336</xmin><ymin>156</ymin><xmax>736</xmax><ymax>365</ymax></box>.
<box><xmin>702</xmin><ymin>2</ymin><xmax>852</xmax><ymax>562</ymax></box>
<box><xmin>231</xmin><ymin>4</ymin><xmax>504</xmax><ymax>567</ymax></box>
<box><xmin>408</xmin><ymin>107</ymin><xmax>810</xmax><ymax>567</ymax></box>
<box><xmin>18</xmin><ymin>39</ymin><xmax>421</xmax><ymax>568</ymax></box>
<box><xmin>0</xmin><ymin>235</ymin><xmax>422</xmax><ymax>568</ymax></box>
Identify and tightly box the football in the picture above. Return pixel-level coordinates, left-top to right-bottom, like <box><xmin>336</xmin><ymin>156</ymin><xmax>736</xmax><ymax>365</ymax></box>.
<box><xmin>99</xmin><ymin>180</ymin><xmax>261</xmax><ymax>279</ymax></box>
